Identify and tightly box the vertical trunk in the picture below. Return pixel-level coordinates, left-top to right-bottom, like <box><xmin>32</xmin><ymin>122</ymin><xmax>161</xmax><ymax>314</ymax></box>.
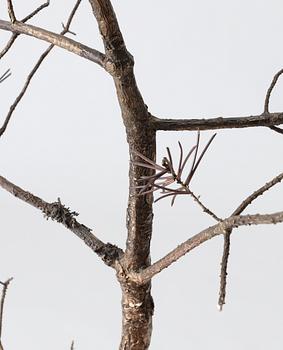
<box><xmin>113</xmin><ymin>70</ymin><xmax>156</xmax><ymax>349</ymax></box>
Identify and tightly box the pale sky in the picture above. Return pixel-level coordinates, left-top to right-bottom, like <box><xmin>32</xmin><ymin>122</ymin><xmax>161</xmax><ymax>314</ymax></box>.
<box><xmin>1</xmin><ymin>1</ymin><xmax>283</xmax><ymax>349</ymax></box>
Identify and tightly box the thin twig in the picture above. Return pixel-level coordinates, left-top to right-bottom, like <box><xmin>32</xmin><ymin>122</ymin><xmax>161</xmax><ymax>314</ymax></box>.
<box><xmin>0</xmin><ymin>278</ymin><xmax>13</xmax><ymax>344</ymax></box>
<box><xmin>0</xmin><ymin>70</ymin><xmax>11</xmax><ymax>84</ymax></box>
<box><xmin>21</xmin><ymin>1</ymin><xmax>50</xmax><ymax>23</ymax></box>
<box><xmin>264</xmin><ymin>68</ymin><xmax>283</xmax><ymax>114</ymax></box>
<box><xmin>0</xmin><ymin>0</ymin><xmax>83</xmax><ymax>138</ymax></box>
<box><xmin>218</xmin><ymin>231</ymin><xmax>230</xmax><ymax>311</ymax></box>
<box><xmin>269</xmin><ymin>125</ymin><xmax>283</xmax><ymax>135</ymax></box>
<box><xmin>0</xmin><ymin>1</ymin><xmax>50</xmax><ymax>60</ymax></box>
<box><xmin>7</xmin><ymin>0</ymin><xmax>16</xmax><ymax>23</ymax></box>
<box><xmin>189</xmin><ymin>190</ymin><xmax>222</xmax><ymax>222</ymax></box>
<box><xmin>0</xmin><ymin>34</ymin><xmax>17</xmax><ymax>59</ymax></box>
<box><xmin>218</xmin><ymin>171</ymin><xmax>283</xmax><ymax>310</ymax></box>
<box><xmin>70</xmin><ymin>340</ymin><xmax>75</xmax><ymax>350</ymax></box>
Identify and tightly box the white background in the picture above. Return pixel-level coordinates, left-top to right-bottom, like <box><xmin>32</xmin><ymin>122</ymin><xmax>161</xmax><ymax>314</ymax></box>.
<box><xmin>1</xmin><ymin>1</ymin><xmax>283</xmax><ymax>349</ymax></box>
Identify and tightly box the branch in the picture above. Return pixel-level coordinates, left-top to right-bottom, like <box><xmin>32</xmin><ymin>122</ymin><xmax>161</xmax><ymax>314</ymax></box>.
<box><xmin>0</xmin><ymin>278</ymin><xmax>13</xmax><ymax>350</ymax></box>
<box><xmin>7</xmin><ymin>0</ymin><xmax>16</xmax><ymax>23</ymax></box>
<box><xmin>151</xmin><ymin>112</ymin><xmax>283</xmax><ymax>131</ymax></box>
<box><xmin>130</xmin><ymin>210</ymin><xmax>283</xmax><ymax>284</ymax></box>
<box><xmin>0</xmin><ymin>175</ymin><xmax>123</xmax><ymax>267</ymax></box>
<box><xmin>0</xmin><ymin>1</ymin><xmax>50</xmax><ymax>60</ymax></box>
<box><xmin>0</xmin><ymin>0</ymin><xmax>88</xmax><ymax>138</ymax></box>
<box><xmin>264</xmin><ymin>68</ymin><xmax>283</xmax><ymax>114</ymax></box>
<box><xmin>88</xmin><ymin>0</ymin><xmax>128</xmax><ymax>61</ymax></box>
<box><xmin>218</xmin><ymin>171</ymin><xmax>283</xmax><ymax>310</ymax></box>
<box><xmin>0</xmin><ymin>70</ymin><xmax>11</xmax><ymax>84</ymax></box>
<box><xmin>0</xmin><ymin>19</ymin><xmax>106</xmax><ymax>68</ymax></box>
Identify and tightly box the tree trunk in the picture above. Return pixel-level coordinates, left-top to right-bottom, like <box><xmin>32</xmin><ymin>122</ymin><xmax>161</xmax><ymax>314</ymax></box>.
<box><xmin>112</xmin><ymin>67</ymin><xmax>156</xmax><ymax>349</ymax></box>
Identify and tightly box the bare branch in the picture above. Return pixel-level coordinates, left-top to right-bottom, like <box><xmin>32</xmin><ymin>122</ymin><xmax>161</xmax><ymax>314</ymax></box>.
<box><xmin>0</xmin><ymin>1</ymin><xmax>50</xmax><ymax>60</ymax></box>
<box><xmin>0</xmin><ymin>277</ymin><xmax>13</xmax><ymax>349</ymax></box>
<box><xmin>131</xmin><ymin>210</ymin><xmax>283</xmax><ymax>284</ymax></box>
<box><xmin>21</xmin><ymin>1</ymin><xmax>50</xmax><ymax>23</ymax></box>
<box><xmin>269</xmin><ymin>125</ymin><xmax>283</xmax><ymax>135</ymax></box>
<box><xmin>151</xmin><ymin>112</ymin><xmax>283</xmax><ymax>131</ymax></box>
<box><xmin>0</xmin><ymin>70</ymin><xmax>11</xmax><ymax>84</ymax></box>
<box><xmin>264</xmin><ymin>68</ymin><xmax>283</xmax><ymax>114</ymax></box>
<box><xmin>0</xmin><ymin>20</ymin><xmax>106</xmax><ymax>68</ymax></box>
<box><xmin>0</xmin><ymin>175</ymin><xmax>123</xmax><ymax>267</ymax></box>
<box><xmin>218</xmin><ymin>171</ymin><xmax>283</xmax><ymax>310</ymax></box>
<box><xmin>7</xmin><ymin>0</ymin><xmax>16</xmax><ymax>23</ymax></box>
<box><xmin>218</xmin><ymin>231</ymin><xmax>230</xmax><ymax>311</ymax></box>
<box><xmin>0</xmin><ymin>34</ymin><xmax>17</xmax><ymax>59</ymax></box>
<box><xmin>189</xmin><ymin>190</ymin><xmax>222</xmax><ymax>222</ymax></box>
<box><xmin>0</xmin><ymin>0</ymin><xmax>85</xmax><ymax>138</ymax></box>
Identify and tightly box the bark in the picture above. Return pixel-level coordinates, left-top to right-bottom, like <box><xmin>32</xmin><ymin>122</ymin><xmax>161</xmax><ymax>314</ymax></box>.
<box><xmin>113</xmin><ymin>62</ymin><xmax>156</xmax><ymax>350</ymax></box>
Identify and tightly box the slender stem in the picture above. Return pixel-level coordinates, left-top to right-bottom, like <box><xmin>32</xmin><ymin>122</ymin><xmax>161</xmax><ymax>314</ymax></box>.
<box><xmin>152</xmin><ymin>113</ymin><xmax>283</xmax><ymax>131</ymax></box>
<box><xmin>0</xmin><ymin>278</ymin><xmax>13</xmax><ymax>347</ymax></box>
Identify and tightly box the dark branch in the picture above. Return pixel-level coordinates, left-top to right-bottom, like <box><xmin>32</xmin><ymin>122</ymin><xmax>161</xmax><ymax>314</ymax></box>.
<box><xmin>21</xmin><ymin>1</ymin><xmax>50</xmax><ymax>23</ymax></box>
<box><xmin>0</xmin><ymin>175</ymin><xmax>123</xmax><ymax>267</ymax></box>
<box><xmin>269</xmin><ymin>125</ymin><xmax>283</xmax><ymax>135</ymax></box>
<box><xmin>264</xmin><ymin>68</ymin><xmax>283</xmax><ymax>114</ymax></box>
<box><xmin>0</xmin><ymin>70</ymin><xmax>11</xmax><ymax>84</ymax></box>
<box><xmin>0</xmin><ymin>277</ymin><xmax>13</xmax><ymax>350</ymax></box>
<box><xmin>151</xmin><ymin>112</ymin><xmax>283</xmax><ymax>131</ymax></box>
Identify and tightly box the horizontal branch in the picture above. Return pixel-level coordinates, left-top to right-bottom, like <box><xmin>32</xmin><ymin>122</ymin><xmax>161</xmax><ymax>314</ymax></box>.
<box><xmin>151</xmin><ymin>112</ymin><xmax>283</xmax><ymax>131</ymax></box>
<box><xmin>131</xmin><ymin>210</ymin><xmax>283</xmax><ymax>284</ymax></box>
<box><xmin>0</xmin><ymin>19</ymin><xmax>107</xmax><ymax>69</ymax></box>
<box><xmin>0</xmin><ymin>175</ymin><xmax>123</xmax><ymax>267</ymax></box>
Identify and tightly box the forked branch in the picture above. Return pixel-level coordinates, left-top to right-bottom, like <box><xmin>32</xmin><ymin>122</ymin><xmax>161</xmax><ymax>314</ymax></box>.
<box><xmin>0</xmin><ymin>0</ymin><xmax>82</xmax><ymax>138</ymax></box>
<box><xmin>218</xmin><ymin>171</ymin><xmax>283</xmax><ymax>309</ymax></box>
<box><xmin>0</xmin><ymin>1</ymin><xmax>50</xmax><ymax>60</ymax></box>
<box><xmin>131</xmin><ymin>210</ymin><xmax>283</xmax><ymax>284</ymax></box>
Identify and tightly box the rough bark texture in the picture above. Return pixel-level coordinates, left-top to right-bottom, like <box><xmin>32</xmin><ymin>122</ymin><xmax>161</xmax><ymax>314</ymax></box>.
<box><xmin>88</xmin><ymin>1</ymin><xmax>156</xmax><ymax>348</ymax></box>
<box><xmin>114</xmin><ymin>71</ymin><xmax>156</xmax><ymax>349</ymax></box>
<box><xmin>1</xmin><ymin>2</ymin><xmax>283</xmax><ymax>349</ymax></box>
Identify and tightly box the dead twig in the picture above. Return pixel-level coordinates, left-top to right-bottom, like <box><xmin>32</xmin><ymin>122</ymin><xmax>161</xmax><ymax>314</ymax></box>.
<box><xmin>7</xmin><ymin>0</ymin><xmax>16</xmax><ymax>23</ymax></box>
<box><xmin>0</xmin><ymin>1</ymin><xmax>50</xmax><ymax>60</ymax></box>
<box><xmin>218</xmin><ymin>171</ymin><xmax>283</xmax><ymax>310</ymax></box>
<box><xmin>0</xmin><ymin>277</ymin><xmax>13</xmax><ymax>349</ymax></box>
<box><xmin>0</xmin><ymin>0</ymin><xmax>82</xmax><ymax>138</ymax></box>
<box><xmin>0</xmin><ymin>174</ymin><xmax>123</xmax><ymax>266</ymax></box>
<box><xmin>264</xmin><ymin>68</ymin><xmax>283</xmax><ymax>114</ymax></box>
<box><xmin>0</xmin><ymin>70</ymin><xmax>11</xmax><ymax>84</ymax></box>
